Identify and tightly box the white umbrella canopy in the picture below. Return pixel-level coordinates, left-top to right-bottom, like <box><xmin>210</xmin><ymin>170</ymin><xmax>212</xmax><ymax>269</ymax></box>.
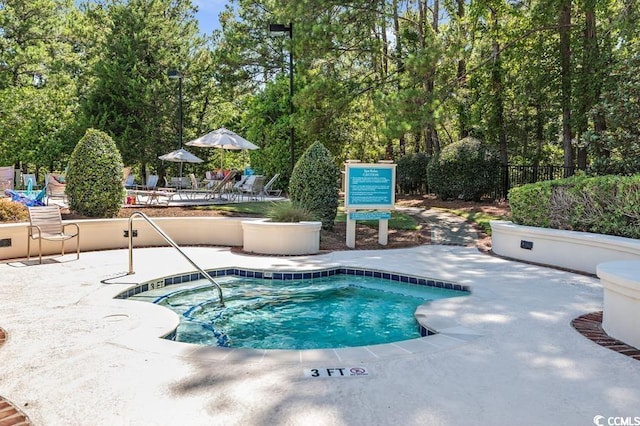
<box><xmin>186</xmin><ymin>127</ymin><xmax>260</xmax><ymax>150</ymax></box>
<box><xmin>158</xmin><ymin>148</ymin><xmax>203</xmax><ymax>186</ymax></box>
<box><xmin>158</xmin><ymin>148</ymin><xmax>204</xmax><ymax>163</ymax></box>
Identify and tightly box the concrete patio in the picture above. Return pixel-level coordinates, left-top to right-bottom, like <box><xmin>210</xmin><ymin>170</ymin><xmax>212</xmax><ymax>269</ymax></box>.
<box><xmin>1</xmin><ymin>241</ymin><xmax>639</xmax><ymax>425</ymax></box>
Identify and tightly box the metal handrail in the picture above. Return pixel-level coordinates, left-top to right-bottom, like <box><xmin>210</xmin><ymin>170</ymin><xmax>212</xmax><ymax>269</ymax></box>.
<box><xmin>127</xmin><ymin>211</ymin><xmax>224</xmax><ymax>306</ymax></box>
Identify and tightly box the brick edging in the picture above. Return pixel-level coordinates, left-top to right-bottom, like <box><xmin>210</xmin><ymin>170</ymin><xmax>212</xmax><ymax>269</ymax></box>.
<box><xmin>571</xmin><ymin>312</ymin><xmax>640</xmax><ymax>361</ymax></box>
<box><xmin>0</xmin><ymin>327</ymin><xmax>33</xmax><ymax>426</ymax></box>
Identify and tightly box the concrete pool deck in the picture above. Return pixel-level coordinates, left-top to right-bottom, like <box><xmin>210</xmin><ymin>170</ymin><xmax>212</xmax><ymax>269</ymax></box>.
<box><xmin>1</xmin><ymin>244</ymin><xmax>639</xmax><ymax>425</ymax></box>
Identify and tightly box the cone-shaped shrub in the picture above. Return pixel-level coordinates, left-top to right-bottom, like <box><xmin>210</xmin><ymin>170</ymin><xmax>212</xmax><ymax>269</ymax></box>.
<box><xmin>66</xmin><ymin>128</ymin><xmax>124</xmax><ymax>217</ymax></box>
<box><xmin>288</xmin><ymin>142</ymin><xmax>339</xmax><ymax>229</ymax></box>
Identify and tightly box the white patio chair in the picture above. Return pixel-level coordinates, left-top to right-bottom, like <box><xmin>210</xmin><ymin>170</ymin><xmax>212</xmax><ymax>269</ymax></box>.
<box><xmin>238</xmin><ymin>175</ymin><xmax>265</xmax><ymax>201</ymax></box>
<box><xmin>261</xmin><ymin>173</ymin><xmax>282</xmax><ymax>197</ymax></box>
<box><xmin>27</xmin><ymin>205</ymin><xmax>80</xmax><ymax>264</ymax></box>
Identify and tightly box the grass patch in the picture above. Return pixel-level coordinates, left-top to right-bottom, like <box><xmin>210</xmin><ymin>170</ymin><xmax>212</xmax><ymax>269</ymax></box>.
<box><xmin>195</xmin><ymin>200</ymin><xmax>288</xmax><ymax>216</ymax></box>
<box><xmin>335</xmin><ymin>209</ymin><xmax>420</xmax><ymax>230</ymax></box>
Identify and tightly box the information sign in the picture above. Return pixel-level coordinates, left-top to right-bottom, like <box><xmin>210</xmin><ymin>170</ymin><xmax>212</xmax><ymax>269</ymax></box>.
<box><xmin>345</xmin><ymin>164</ymin><xmax>395</xmax><ymax>209</ymax></box>
<box><xmin>349</xmin><ymin>211</ymin><xmax>391</xmax><ymax>221</ymax></box>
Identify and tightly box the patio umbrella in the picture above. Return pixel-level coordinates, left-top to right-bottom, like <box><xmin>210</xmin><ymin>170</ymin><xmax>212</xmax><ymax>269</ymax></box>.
<box><xmin>186</xmin><ymin>127</ymin><xmax>259</xmax><ymax>168</ymax></box>
<box><xmin>158</xmin><ymin>148</ymin><xmax>203</xmax><ymax>186</ymax></box>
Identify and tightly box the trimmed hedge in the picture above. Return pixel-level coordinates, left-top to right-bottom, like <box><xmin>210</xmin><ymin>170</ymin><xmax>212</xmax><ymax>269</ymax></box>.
<box><xmin>396</xmin><ymin>152</ymin><xmax>430</xmax><ymax>194</ymax></box>
<box><xmin>66</xmin><ymin>129</ymin><xmax>125</xmax><ymax>217</ymax></box>
<box><xmin>288</xmin><ymin>142</ymin><xmax>339</xmax><ymax>229</ymax></box>
<box><xmin>509</xmin><ymin>174</ymin><xmax>640</xmax><ymax>239</ymax></box>
<box><xmin>427</xmin><ymin>137</ymin><xmax>500</xmax><ymax>201</ymax></box>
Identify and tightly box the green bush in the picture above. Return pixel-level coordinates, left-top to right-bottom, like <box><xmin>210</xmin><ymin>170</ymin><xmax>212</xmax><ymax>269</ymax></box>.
<box><xmin>508</xmin><ymin>180</ymin><xmax>553</xmax><ymax>228</ymax></box>
<box><xmin>267</xmin><ymin>202</ymin><xmax>313</xmax><ymax>222</ymax></box>
<box><xmin>427</xmin><ymin>137</ymin><xmax>500</xmax><ymax>201</ymax></box>
<box><xmin>288</xmin><ymin>141</ymin><xmax>340</xmax><ymax>229</ymax></box>
<box><xmin>397</xmin><ymin>152</ymin><xmax>430</xmax><ymax>194</ymax></box>
<box><xmin>509</xmin><ymin>174</ymin><xmax>640</xmax><ymax>238</ymax></box>
<box><xmin>0</xmin><ymin>199</ymin><xmax>28</xmax><ymax>222</ymax></box>
<box><xmin>66</xmin><ymin>128</ymin><xmax>125</xmax><ymax>217</ymax></box>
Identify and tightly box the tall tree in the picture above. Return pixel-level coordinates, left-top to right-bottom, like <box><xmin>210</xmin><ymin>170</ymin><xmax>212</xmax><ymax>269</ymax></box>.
<box><xmin>0</xmin><ymin>0</ymin><xmax>80</xmax><ymax>173</ymax></box>
<box><xmin>82</xmin><ymin>0</ymin><xmax>209</xmax><ymax>177</ymax></box>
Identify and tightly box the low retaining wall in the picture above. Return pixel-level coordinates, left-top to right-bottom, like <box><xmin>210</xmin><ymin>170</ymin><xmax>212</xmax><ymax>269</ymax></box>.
<box><xmin>0</xmin><ymin>216</ymin><xmax>262</xmax><ymax>260</ymax></box>
<box><xmin>490</xmin><ymin>220</ymin><xmax>640</xmax><ymax>274</ymax></box>
<box><xmin>597</xmin><ymin>261</ymin><xmax>640</xmax><ymax>350</ymax></box>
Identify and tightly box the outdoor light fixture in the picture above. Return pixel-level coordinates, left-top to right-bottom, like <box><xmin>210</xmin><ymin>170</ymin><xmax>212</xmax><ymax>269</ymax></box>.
<box><xmin>268</xmin><ymin>23</ymin><xmax>295</xmax><ymax>173</ymax></box>
<box><xmin>168</xmin><ymin>69</ymin><xmax>183</xmax><ymax>149</ymax></box>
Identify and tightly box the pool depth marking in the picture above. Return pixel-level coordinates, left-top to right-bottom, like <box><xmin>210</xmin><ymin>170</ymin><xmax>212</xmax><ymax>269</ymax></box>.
<box><xmin>303</xmin><ymin>367</ymin><xmax>371</xmax><ymax>378</ymax></box>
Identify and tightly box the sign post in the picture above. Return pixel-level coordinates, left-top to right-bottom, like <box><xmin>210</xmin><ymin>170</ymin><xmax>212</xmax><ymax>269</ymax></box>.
<box><xmin>344</xmin><ymin>162</ymin><xmax>396</xmax><ymax>248</ymax></box>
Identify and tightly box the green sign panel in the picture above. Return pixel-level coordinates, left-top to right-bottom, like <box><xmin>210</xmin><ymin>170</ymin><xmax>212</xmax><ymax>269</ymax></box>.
<box><xmin>349</xmin><ymin>211</ymin><xmax>391</xmax><ymax>220</ymax></box>
<box><xmin>345</xmin><ymin>164</ymin><xmax>395</xmax><ymax>209</ymax></box>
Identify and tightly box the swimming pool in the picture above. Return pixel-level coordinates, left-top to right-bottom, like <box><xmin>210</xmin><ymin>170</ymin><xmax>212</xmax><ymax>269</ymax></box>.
<box><xmin>126</xmin><ymin>268</ymin><xmax>469</xmax><ymax>350</ymax></box>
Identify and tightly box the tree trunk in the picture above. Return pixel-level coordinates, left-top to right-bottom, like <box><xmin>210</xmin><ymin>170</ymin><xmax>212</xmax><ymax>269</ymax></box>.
<box><xmin>491</xmin><ymin>8</ymin><xmax>508</xmax><ymax>168</ymax></box>
<box><xmin>380</xmin><ymin>0</ymin><xmax>388</xmax><ymax>77</ymax></box>
<box><xmin>456</xmin><ymin>0</ymin><xmax>469</xmax><ymax>138</ymax></box>
<box><xmin>576</xmin><ymin>1</ymin><xmax>597</xmax><ymax>170</ymax></box>
<box><xmin>535</xmin><ymin>102</ymin><xmax>544</xmax><ymax>165</ymax></box>
<box><xmin>560</xmin><ymin>0</ymin><xmax>574</xmax><ymax>174</ymax></box>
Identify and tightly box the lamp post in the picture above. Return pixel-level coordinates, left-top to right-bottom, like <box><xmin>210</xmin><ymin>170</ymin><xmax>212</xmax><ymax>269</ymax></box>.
<box><xmin>268</xmin><ymin>23</ymin><xmax>294</xmax><ymax>173</ymax></box>
<box><xmin>167</xmin><ymin>69</ymin><xmax>183</xmax><ymax>149</ymax></box>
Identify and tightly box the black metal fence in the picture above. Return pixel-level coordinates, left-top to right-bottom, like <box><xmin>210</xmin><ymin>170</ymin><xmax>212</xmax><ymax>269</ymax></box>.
<box><xmin>395</xmin><ymin>163</ymin><xmax>575</xmax><ymax>199</ymax></box>
<box><xmin>496</xmin><ymin>164</ymin><xmax>576</xmax><ymax>199</ymax></box>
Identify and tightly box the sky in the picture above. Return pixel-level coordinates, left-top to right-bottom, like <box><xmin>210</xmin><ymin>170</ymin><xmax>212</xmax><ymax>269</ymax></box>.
<box><xmin>193</xmin><ymin>0</ymin><xmax>228</xmax><ymax>34</ymax></box>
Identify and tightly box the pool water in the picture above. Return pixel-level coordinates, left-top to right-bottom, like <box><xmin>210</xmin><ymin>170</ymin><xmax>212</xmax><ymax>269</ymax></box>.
<box><xmin>132</xmin><ymin>275</ymin><xmax>468</xmax><ymax>350</ymax></box>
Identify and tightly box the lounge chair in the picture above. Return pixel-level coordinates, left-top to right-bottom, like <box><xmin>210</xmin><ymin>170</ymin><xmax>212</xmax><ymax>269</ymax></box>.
<box><xmin>0</xmin><ymin>166</ymin><xmax>14</xmax><ymax>191</ymax></box>
<box><xmin>230</xmin><ymin>175</ymin><xmax>248</xmax><ymax>196</ymax></box>
<box><xmin>238</xmin><ymin>175</ymin><xmax>266</xmax><ymax>201</ymax></box>
<box><xmin>124</xmin><ymin>174</ymin><xmax>135</xmax><ymax>188</ymax></box>
<box><xmin>207</xmin><ymin>171</ymin><xmax>237</xmax><ymax>200</ymax></box>
<box><xmin>45</xmin><ymin>174</ymin><xmax>67</xmax><ymax>206</ymax></box>
<box><xmin>261</xmin><ymin>173</ymin><xmax>282</xmax><ymax>197</ymax></box>
<box><xmin>126</xmin><ymin>175</ymin><xmax>176</xmax><ymax>205</ymax></box>
<box><xmin>27</xmin><ymin>205</ymin><xmax>80</xmax><ymax>264</ymax></box>
<box><xmin>173</xmin><ymin>173</ymin><xmax>206</xmax><ymax>200</ymax></box>
<box><xmin>139</xmin><ymin>174</ymin><xmax>159</xmax><ymax>190</ymax></box>
<box><xmin>189</xmin><ymin>173</ymin><xmax>200</xmax><ymax>190</ymax></box>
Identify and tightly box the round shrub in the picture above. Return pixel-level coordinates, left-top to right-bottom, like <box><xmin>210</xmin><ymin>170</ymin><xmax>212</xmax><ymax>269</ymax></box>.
<box><xmin>288</xmin><ymin>141</ymin><xmax>340</xmax><ymax>229</ymax></box>
<box><xmin>66</xmin><ymin>128</ymin><xmax>125</xmax><ymax>217</ymax></box>
<box><xmin>397</xmin><ymin>152</ymin><xmax>430</xmax><ymax>194</ymax></box>
<box><xmin>427</xmin><ymin>137</ymin><xmax>500</xmax><ymax>201</ymax></box>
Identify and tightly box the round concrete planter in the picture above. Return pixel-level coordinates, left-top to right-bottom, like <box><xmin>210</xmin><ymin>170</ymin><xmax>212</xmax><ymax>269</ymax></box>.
<box><xmin>241</xmin><ymin>219</ymin><xmax>322</xmax><ymax>255</ymax></box>
<box><xmin>597</xmin><ymin>260</ymin><xmax>640</xmax><ymax>350</ymax></box>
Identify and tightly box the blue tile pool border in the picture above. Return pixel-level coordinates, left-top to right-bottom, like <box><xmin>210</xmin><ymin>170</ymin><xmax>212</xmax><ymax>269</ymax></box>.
<box><xmin>115</xmin><ymin>266</ymin><xmax>470</xmax><ymax>300</ymax></box>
